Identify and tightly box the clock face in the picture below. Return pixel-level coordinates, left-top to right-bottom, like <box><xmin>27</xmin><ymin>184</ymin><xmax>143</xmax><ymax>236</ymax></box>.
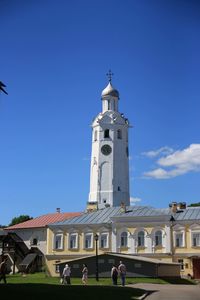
<box><xmin>101</xmin><ymin>144</ymin><xmax>112</xmax><ymax>156</ymax></box>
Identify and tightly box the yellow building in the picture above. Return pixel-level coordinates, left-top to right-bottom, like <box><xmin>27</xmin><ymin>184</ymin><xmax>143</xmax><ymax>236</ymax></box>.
<box><xmin>46</xmin><ymin>203</ymin><xmax>200</xmax><ymax>278</ymax></box>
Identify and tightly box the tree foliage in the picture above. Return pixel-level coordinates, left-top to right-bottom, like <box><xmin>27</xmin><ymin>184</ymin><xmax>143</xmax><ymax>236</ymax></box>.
<box><xmin>188</xmin><ymin>202</ymin><xmax>200</xmax><ymax>207</ymax></box>
<box><xmin>9</xmin><ymin>215</ymin><xmax>33</xmax><ymax>226</ymax></box>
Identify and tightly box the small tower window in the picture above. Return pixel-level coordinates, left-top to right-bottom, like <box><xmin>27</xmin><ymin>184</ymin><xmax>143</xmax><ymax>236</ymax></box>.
<box><xmin>117</xmin><ymin>129</ymin><xmax>122</xmax><ymax>139</ymax></box>
<box><xmin>126</xmin><ymin>147</ymin><xmax>129</xmax><ymax>157</ymax></box>
<box><xmin>118</xmin><ymin>186</ymin><xmax>121</xmax><ymax>191</ymax></box>
<box><xmin>104</xmin><ymin>129</ymin><xmax>109</xmax><ymax>138</ymax></box>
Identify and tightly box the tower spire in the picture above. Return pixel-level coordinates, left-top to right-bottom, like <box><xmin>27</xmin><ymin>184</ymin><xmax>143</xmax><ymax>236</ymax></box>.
<box><xmin>106</xmin><ymin>69</ymin><xmax>114</xmax><ymax>82</ymax></box>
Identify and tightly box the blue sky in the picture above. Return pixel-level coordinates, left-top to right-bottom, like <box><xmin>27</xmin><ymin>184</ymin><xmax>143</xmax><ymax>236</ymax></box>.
<box><xmin>0</xmin><ymin>0</ymin><xmax>200</xmax><ymax>225</ymax></box>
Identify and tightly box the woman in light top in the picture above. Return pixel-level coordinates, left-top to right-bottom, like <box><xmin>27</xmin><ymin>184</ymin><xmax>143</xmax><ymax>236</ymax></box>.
<box><xmin>82</xmin><ymin>264</ymin><xmax>88</xmax><ymax>285</ymax></box>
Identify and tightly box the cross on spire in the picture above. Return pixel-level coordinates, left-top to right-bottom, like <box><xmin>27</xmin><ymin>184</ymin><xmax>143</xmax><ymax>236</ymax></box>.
<box><xmin>106</xmin><ymin>69</ymin><xmax>114</xmax><ymax>82</ymax></box>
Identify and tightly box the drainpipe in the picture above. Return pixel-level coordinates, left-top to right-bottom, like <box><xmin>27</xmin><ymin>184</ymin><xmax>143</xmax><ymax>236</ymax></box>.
<box><xmin>170</xmin><ymin>215</ymin><xmax>175</xmax><ymax>262</ymax></box>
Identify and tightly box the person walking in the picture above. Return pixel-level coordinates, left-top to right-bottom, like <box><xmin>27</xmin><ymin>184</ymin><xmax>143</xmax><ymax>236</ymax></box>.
<box><xmin>111</xmin><ymin>265</ymin><xmax>118</xmax><ymax>285</ymax></box>
<box><xmin>118</xmin><ymin>261</ymin><xmax>126</xmax><ymax>286</ymax></box>
<box><xmin>82</xmin><ymin>264</ymin><xmax>88</xmax><ymax>285</ymax></box>
<box><xmin>62</xmin><ymin>264</ymin><xmax>71</xmax><ymax>285</ymax></box>
<box><xmin>0</xmin><ymin>256</ymin><xmax>7</xmax><ymax>284</ymax></box>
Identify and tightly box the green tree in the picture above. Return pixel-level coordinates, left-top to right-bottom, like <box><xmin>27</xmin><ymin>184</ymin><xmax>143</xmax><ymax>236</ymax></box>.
<box><xmin>9</xmin><ymin>215</ymin><xmax>33</xmax><ymax>226</ymax></box>
<box><xmin>188</xmin><ymin>202</ymin><xmax>200</xmax><ymax>207</ymax></box>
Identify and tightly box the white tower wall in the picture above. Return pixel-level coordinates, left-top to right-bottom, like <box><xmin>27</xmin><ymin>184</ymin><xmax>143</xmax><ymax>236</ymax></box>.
<box><xmin>88</xmin><ymin>80</ymin><xmax>130</xmax><ymax>209</ymax></box>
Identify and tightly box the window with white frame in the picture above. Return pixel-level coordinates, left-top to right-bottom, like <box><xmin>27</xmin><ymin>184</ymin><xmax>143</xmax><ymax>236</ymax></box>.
<box><xmin>155</xmin><ymin>230</ymin><xmax>162</xmax><ymax>246</ymax></box>
<box><xmin>54</xmin><ymin>233</ymin><xmax>63</xmax><ymax>250</ymax></box>
<box><xmin>178</xmin><ymin>259</ymin><xmax>184</xmax><ymax>271</ymax></box>
<box><xmin>192</xmin><ymin>232</ymin><xmax>200</xmax><ymax>247</ymax></box>
<box><xmin>137</xmin><ymin>231</ymin><xmax>145</xmax><ymax>247</ymax></box>
<box><xmin>84</xmin><ymin>233</ymin><xmax>93</xmax><ymax>249</ymax></box>
<box><xmin>120</xmin><ymin>232</ymin><xmax>128</xmax><ymax>247</ymax></box>
<box><xmin>55</xmin><ymin>264</ymin><xmax>60</xmax><ymax>273</ymax></box>
<box><xmin>175</xmin><ymin>233</ymin><xmax>183</xmax><ymax>247</ymax></box>
<box><xmin>69</xmin><ymin>233</ymin><xmax>78</xmax><ymax>249</ymax></box>
<box><xmin>100</xmin><ymin>233</ymin><xmax>108</xmax><ymax>248</ymax></box>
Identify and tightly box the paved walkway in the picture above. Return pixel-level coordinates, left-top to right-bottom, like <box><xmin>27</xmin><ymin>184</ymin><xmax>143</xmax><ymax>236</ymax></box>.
<box><xmin>131</xmin><ymin>283</ymin><xmax>200</xmax><ymax>300</ymax></box>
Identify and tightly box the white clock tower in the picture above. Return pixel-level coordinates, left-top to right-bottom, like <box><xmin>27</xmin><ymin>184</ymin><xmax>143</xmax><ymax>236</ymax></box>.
<box><xmin>88</xmin><ymin>71</ymin><xmax>130</xmax><ymax>209</ymax></box>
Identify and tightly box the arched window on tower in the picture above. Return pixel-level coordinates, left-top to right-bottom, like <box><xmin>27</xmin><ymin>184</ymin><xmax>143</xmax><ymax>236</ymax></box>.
<box><xmin>104</xmin><ymin>129</ymin><xmax>109</xmax><ymax>138</ymax></box>
<box><xmin>117</xmin><ymin>129</ymin><xmax>122</xmax><ymax>139</ymax></box>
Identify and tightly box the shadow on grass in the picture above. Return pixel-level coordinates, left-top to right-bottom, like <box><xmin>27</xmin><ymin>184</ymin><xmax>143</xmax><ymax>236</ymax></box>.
<box><xmin>0</xmin><ymin>284</ymin><xmax>146</xmax><ymax>300</ymax></box>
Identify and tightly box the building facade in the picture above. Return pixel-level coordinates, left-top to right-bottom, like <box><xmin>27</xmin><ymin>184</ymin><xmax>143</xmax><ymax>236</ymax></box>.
<box><xmin>46</xmin><ymin>204</ymin><xmax>200</xmax><ymax>278</ymax></box>
<box><xmin>5</xmin><ymin>211</ymin><xmax>81</xmax><ymax>255</ymax></box>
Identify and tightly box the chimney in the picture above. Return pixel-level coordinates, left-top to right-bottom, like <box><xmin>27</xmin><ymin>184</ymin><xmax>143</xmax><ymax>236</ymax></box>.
<box><xmin>169</xmin><ymin>202</ymin><xmax>178</xmax><ymax>213</ymax></box>
<box><xmin>86</xmin><ymin>201</ymin><xmax>98</xmax><ymax>213</ymax></box>
<box><xmin>120</xmin><ymin>202</ymin><xmax>126</xmax><ymax>213</ymax></box>
<box><xmin>56</xmin><ymin>208</ymin><xmax>61</xmax><ymax>213</ymax></box>
<box><xmin>177</xmin><ymin>202</ymin><xmax>187</xmax><ymax>210</ymax></box>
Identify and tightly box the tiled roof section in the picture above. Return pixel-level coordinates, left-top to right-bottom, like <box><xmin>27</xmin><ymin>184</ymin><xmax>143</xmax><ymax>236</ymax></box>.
<box><xmin>50</xmin><ymin>206</ymin><xmax>155</xmax><ymax>226</ymax></box>
<box><xmin>6</xmin><ymin>212</ymin><xmax>81</xmax><ymax>230</ymax></box>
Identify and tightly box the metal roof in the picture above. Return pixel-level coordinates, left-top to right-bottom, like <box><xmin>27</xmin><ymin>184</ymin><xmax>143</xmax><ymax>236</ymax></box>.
<box><xmin>56</xmin><ymin>252</ymin><xmax>179</xmax><ymax>266</ymax></box>
<box><xmin>175</xmin><ymin>207</ymin><xmax>200</xmax><ymax>221</ymax></box>
<box><xmin>117</xmin><ymin>207</ymin><xmax>171</xmax><ymax>217</ymax></box>
<box><xmin>50</xmin><ymin>206</ymin><xmax>169</xmax><ymax>226</ymax></box>
<box><xmin>50</xmin><ymin>206</ymin><xmax>124</xmax><ymax>226</ymax></box>
<box><xmin>107</xmin><ymin>253</ymin><xmax>180</xmax><ymax>265</ymax></box>
<box><xmin>51</xmin><ymin>206</ymin><xmax>200</xmax><ymax>226</ymax></box>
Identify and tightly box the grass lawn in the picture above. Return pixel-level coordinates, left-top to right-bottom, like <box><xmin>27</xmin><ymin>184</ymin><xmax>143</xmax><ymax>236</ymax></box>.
<box><xmin>2</xmin><ymin>273</ymin><xmax>146</xmax><ymax>300</ymax></box>
<box><xmin>6</xmin><ymin>272</ymin><xmax>195</xmax><ymax>285</ymax></box>
<box><xmin>0</xmin><ymin>273</ymin><xmax>195</xmax><ymax>300</ymax></box>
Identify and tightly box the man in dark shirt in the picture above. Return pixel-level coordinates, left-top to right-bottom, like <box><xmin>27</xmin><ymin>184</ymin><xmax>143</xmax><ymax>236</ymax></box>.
<box><xmin>118</xmin><ymin>260</ymin><xmax>126</xmax><ymax>286</ymax></box>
